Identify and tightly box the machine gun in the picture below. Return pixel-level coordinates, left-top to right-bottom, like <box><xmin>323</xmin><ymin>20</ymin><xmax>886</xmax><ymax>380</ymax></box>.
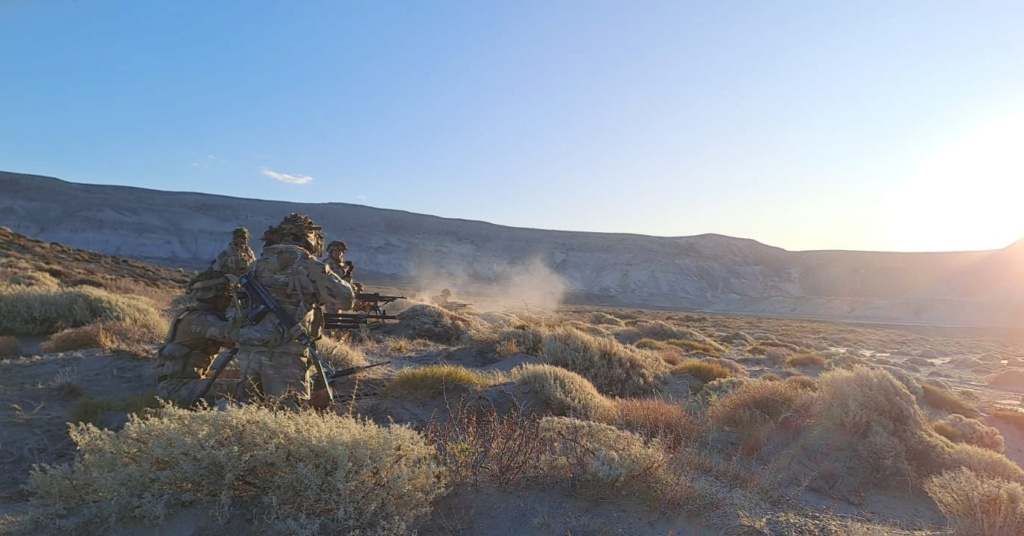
<box><xmin>355</xmin><ymin>292</ymin><xmax>406</xmax><ymax>315</ymax></box>
<box><xmin>324</xmin><ymin>292</ymin><xmax>406</xmax><ymax>330</ymax></box>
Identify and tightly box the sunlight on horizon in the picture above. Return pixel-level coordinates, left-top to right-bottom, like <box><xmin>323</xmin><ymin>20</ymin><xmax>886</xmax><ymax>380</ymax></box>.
<box><xmin>884</xmin><ymin>111</ymin><xmax>1024</xmax><ymax>252</ymax></box>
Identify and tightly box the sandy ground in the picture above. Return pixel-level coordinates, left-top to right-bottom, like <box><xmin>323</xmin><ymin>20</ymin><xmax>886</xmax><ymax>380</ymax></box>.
<box><xmin>4</xmin><ymin>313</ymin><xmax>1024</xmax><ymax>536</ymax></box>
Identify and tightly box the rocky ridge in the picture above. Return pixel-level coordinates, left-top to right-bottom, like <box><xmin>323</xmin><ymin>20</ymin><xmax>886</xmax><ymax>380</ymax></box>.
<box><xmin>2</xmin><ymin>171</ymin><xmax>1021</xmax><ymax>327</ymax></box>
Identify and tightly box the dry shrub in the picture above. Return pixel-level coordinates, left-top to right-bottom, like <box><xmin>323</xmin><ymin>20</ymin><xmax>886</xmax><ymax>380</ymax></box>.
<box><xmin>633</xmin><ymin>321</ymin><xmax>724</xmax><ymax>351</ymax></box>
<box><xmin>382</xmin><ymin>364</ymin><xmax>498</xmax><ymax>398</ymax></box>
<box><xmin>538</xmin><ymin>416</ymin><xmax>669</xmax><ymax>499</ymax></box>
<box><xmin>605</xmin><ymin>398</ymin><xmax>698</xmax><ymax>448</ymax></box>
<box><xmin>786</xmin><ymin>352</ymin><xmax>826</xmax><ymax>368</ymax></box>
<box><xmin>510</xmin><ymin>364</ymin><xmax>613</xmax><ymax>419</ymax></box>
<box><xmin>540</xmin><ymin>326</ymin><xmax>667</xmax><ymax>397</ymax></box>
<box><xmin>317</xmin><ymin>336</ymin><xmax>369</xmax><ymax>369</ymax></box>
<box><xmin>496</xmin><ymin>325</ymin><xmax>544</xmax><ymax>357</ymax></box>
<box><xmin>664</xmin><ymin>338</ymin><xmax>721</xmax><ymax>357</ymax></box>
<box><xmin>7</xmin><ymin>270</ymin><xmax>61</xmax><ymax>290</ymax></box>
<box><xmin>946</xmin><ymin>443</ymin><xmax>1024</xmax><ymax>485</ymax></box>
<box><xmin>719</xmin><ymin>331</ymin><xmax>755</xmax><ymax>346</ymax></box>
<box><xmin>0</xmin><ymin>285</ymin><xmax>167</xmax><ymax>337</ymax></box>
<box><xmin>672</xmin><ymin>358</ymin><xmax>732</xmax><ymax>383</ymax></box>
<box><xmin>784</xmin><ymin>375</ymin><xmax>819</xmax><ymax>391</ymax></box>
<box><xmin>708</xmin><ymin>379</ymin><xmax>811</xmax><ymax>455</ymax></box>
<box><xmin>27</xmin><ymin>405</ymin><xmax>446</xmax><ymax>536</ymax></box>
<box><xmin>921</xmin><ymin>382</ymin><xmax>979</xmax><ymax>417</ymax></box>
<box><xmin>587</xmin><ymin>311</ymin><xmax>625</xmax><ymax>327</ymax></box>
<box><xmin>933</xmin><ymin>414</ymin><xmax>1004</xmax><ymax>453</ymax></box>
<box><xmin>925</xmin><ymin>468</ymin><xmax>1024</xmax><ymax>536</ymax></box>
<box><xmin>396</xmin><ymin>303</ymin><xmax>476</xmax><ymax>344</ymax></box>
<box><xmin>41</xmin><ymin>318</ymin><xmax>167</xmax><ymax>357</ymax></box>
<box><xmin>798</xmin><ymin>366</ymin><xmax>942</xmax><ymax>488</ymax></box>
<box><xmin>634</xmin><ymin>338</ymin><xmax>668</xmax><ymax>350</ymax></box>
<box><xmin>0</xmin><ymin>335</ymin><xmax>20</xmax><ymax>358</ymax></box>
<box><xmin>427</xmin><ymin>404</ymin><xmax>546</xmax><ymax>487</ymax></box>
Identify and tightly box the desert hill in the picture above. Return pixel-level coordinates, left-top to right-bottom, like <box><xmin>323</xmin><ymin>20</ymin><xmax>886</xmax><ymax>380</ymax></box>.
<box><xmin>2</xmin><ymin>170</ymin><xmax>1022</xmax><ymax>327</ymax></box>
<box><xmin>0</xmin><ymin>226</ymin><xmax>189</xmax><ymax>291</ymax></box>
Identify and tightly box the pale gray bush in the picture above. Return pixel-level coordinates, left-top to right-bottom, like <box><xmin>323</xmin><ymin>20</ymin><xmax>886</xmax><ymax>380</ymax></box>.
<box><xmin>541</xmin><ymin>326</ymin><xmax>668</xmax><ymax>397</ymax></box>
<box><xmin>511</xmin><ymin>364</ymin><xmax>613</xmax><ymax>419</ymax></box>
<box><xmin>28</xmin><ymin>404</ymin><xmax>446</xmax><ymax>535</ymax></box>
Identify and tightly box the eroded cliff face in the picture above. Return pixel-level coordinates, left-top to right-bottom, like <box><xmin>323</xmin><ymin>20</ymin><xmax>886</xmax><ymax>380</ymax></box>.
<box><xmin>2</xmin><ymin>171</ymin><xmax>1020</xmax><ymax>326</ymax></box>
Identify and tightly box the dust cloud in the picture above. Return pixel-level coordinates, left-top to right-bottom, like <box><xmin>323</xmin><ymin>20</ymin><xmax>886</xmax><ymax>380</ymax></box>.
<box><xmin>412</xmin><ymin>258</ymin><xmax>567</xmax><ymax>313</ymax></box>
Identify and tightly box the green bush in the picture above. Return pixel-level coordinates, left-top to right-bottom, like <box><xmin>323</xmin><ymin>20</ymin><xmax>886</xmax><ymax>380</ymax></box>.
<box><xmin>28</xmin><ymin>405</ymin><xmax>446</xmax><ymax>535</ymax></box>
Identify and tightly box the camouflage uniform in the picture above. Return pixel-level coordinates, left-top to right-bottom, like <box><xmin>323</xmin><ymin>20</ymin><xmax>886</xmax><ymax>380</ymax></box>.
<box><xmin>213</xmin><ymin>227</ymin><xmax>256</xmax><ymax>277</ymax></box>
<box><xmin>156</xmin><ymin>271</ymin><xmax>241</xmax><ymax>406</ymax></box>
<box><xmin>323</xmin><ymin>240</ymin><xmax>347</xmax><ymax>277</ymax></box>
<box><xmin>236</xmin><ymin>215</ymin><xmax>355</xmax><ymax>407</ymax></box>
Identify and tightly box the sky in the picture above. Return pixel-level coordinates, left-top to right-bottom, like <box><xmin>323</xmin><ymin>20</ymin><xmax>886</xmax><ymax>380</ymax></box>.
<box><xmin>2</xmin><ymin>1</ymin><xmax>1023</xmax><ymax>253</ymax></box>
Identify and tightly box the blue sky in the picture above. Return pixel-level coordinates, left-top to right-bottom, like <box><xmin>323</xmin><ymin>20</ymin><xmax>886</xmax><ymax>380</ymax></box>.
<box><xmin>2</xmin><ymin>1</ymin><xmax>1023</xmax><ymax>252</ymax></box>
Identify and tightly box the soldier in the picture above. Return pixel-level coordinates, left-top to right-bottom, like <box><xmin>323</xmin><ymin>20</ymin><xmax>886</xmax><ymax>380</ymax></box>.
<box><xmin>235</xmin><ymin>214</ymin><xmax>355</xmax><ymax>409</ymax></box>
<box><xmin>432</xmin><ymin>288</ymin><xmax>452</xmax><ymax>306</ymax></box>
<box><xmin>212</xmin><ymin>226</ymin><xmax>256</xmax><ymax>277</ymax></box>
<box><xmin>340</xmin><ymin>259</ymin><xmax>355</xmax><ymax>282</ymax></box>
<box><xmin>155</xmin><ymin>270</ymin><xmax>242</xmax><ymax>407</ymax></box>
<box><xmin>323</xmin><ymin>240</ymin><xmax>347</xmax><ymax>275</ymax></box>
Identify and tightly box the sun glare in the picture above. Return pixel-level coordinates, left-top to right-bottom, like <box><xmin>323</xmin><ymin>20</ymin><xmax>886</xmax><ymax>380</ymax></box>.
<box><xmin>884</xmin><ymin>112</ymin><xmax>1024</xmax><ymax>252</ymax></box>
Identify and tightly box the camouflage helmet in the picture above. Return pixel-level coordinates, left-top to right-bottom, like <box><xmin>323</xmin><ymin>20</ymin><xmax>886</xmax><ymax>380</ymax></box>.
<box><xmin>232</xmin><ymin>227</ymin><xmax>250</xmax><ymax>239</ymax></box>
<box><xmin>262</xmin><ymin>213</ymin><xmax>324</xmax><ymax>256</ymax></box>
<box><xmin>187</xmin><ymin>269</ymin><xmax>233</xmax><ymax>300</ymax></box>
<box><xmin>327</xmin><ymin>240</ymin><xmax>347</xmax><ymax>253</ymax></box>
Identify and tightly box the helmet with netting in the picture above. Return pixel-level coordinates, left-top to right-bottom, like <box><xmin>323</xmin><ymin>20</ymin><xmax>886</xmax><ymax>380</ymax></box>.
<box><xmin>232</xmin><ymin>227</ymin><xmax>250</xmax><ymax>239</ymax></box>
<box><xmin>262</xmin><ymin>213</ymin><xmax>324</xmax><ymax>256</ymax></box>
<box><xmin>187</xmin><ymin>269</ymin><xmax>233</xmax><ymax>300</ymax></box>
<box><xmin>327</xmin><ymin>240</ymin><xmax>347</xmax><ymax>253</ymax></box>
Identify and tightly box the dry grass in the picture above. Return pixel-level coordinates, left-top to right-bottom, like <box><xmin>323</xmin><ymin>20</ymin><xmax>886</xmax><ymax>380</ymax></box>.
<box><xmin>933</xmin><ymin>414</ymin><xmax>1004</xmax><ymax>453</ymax></box>
<box><xmin>317</xmin><ymin>336</ymin><xmax>369</xmax><ymax>369</ymax></box>
<box><xmin>786</xmin><ymin>351</ymin><xmax>827</xmax><ymax>368</ymax></box>
<box><xmin>604</xmin><ymin>398</ymin><xmax>699</xmax><ymax>448</ymax></box>
<box><xmin>920</xmin><ymin>382</ymin><xmax>979</xmax><ymax>417</ymax></box>
<box><xmin>510</xmin><ymin>364</ymin><xmax>613</xmax><ymax>419</ymax></box>
<box><xmin>672</xmin><ymin>358</ymin><xmax>733</xmax><ymax>383</ymax></box>
<box><xmin>27</xmin><ymin>404</ymin><xmax>446</xmax><ymax>536</ymax></box>
<box><xmin>541</xmin><ymin>326</ymin><xmax>668</xmax><ymax>397</ymax></box>
<box><xmin>40</xmin><ymin>319</ymin><xmax>167</xmax><ymax>357</ymax></box>
<box><xmin>5</xmin><ymin>270</ymin><xmax>61</xmax><ymax>290</ymax></box>
<box><xmin>925</xmin><ymin>468</ymin><xmax>1024</xmax><ymax>536</ymax></box>
<box><xmin>796</xmin><ymin>366</ymin><xmax>945</xmax><ymax>489</ymax></box>
<box><xmin>0</xmin><ymin>285</ymin><xmax>168</xmax><ymax>337</ymax></box>
<box><xmin>537</xmin><ymin>416</ymin><xmax>670</xmax><ymax>500</ymax></box>
<box><xmin>382</xmin><ymin>364</ymin><xmax>499</xmax><ymax>398</ymax></box>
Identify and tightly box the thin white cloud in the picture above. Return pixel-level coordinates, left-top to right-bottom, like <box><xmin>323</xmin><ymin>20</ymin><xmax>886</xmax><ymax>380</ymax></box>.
<box><xmin>261</xmin><ymin>168</ymin><xmax>314</xmax><ymax>185</ymax></box>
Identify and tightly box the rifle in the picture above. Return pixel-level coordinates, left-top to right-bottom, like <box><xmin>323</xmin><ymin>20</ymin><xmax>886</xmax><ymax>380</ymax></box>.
<box><xmin>355</xmin><ymin>292</ymin><xmax>407</xmax><ymax>315</ymax></box>
<box><xmin>238</xmin><ymin>273</ymin><xmax>337</xmax><ymax>401</ymax></box>
<box><xmin>190</xmin><ymin>348</ymin><xmax>238</xmax><ymax>406</ymax></box>
<box><xmin>324</xmin><ymin>311</ymin><xmax>398</xmax><ymax>330</ymax></box>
